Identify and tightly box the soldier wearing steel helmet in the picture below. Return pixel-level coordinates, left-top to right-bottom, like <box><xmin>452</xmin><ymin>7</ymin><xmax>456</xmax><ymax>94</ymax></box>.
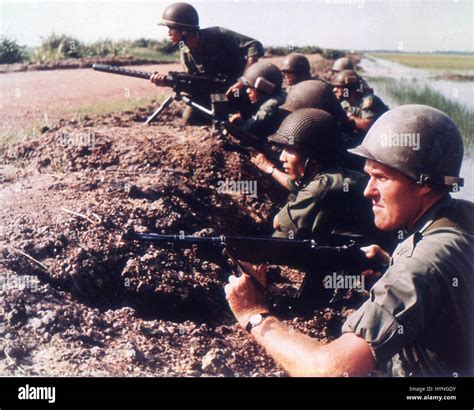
<box><xmin>280</xmin><ymin>53</ymin><xmax>313</xmax><ymax>90</ymax></box>
<box><xmin>150</xmin><ymin>2</ymin><xmax>264</xmax><ymax>123</ymax></box>
<box><xmin>250</xmin><ymin>107</ymin><xmax>386</xmax><ymax>308</ymax></box>
<box><xmin>332</xmin><ymin>69</ymin><xmax>388</xmax><ymax>137</ymax></box>
<box><xmin>330</xmin><ymin>57</ymin><xmax>355</xmax><ymax>74</ymax></box>
<box><xmin>224</xmin><ymin>104</ymin><xmax>473</xmax><ymax>377</ymax></box>
<box><xmin>253</xmin><ymin>79</ymin><xmax>364</xmax><ymax>173</ymax></box>
<box><xmin>228</xmin><ymin>62</ymin><xmax>286</xmax><ymax>137</ymax></box>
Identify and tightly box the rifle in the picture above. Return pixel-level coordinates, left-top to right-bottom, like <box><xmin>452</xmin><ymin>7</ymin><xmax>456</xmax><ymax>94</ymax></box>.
<box><xmin>126</xmin><ymin>231</ymin><xmax>385</xmax><ymax>290</ymax></box>
<box><xmin>92</xmin><ymin>63</ymin><xmax>229</xmax><ymax>125</ymax></box>
<box><xmin>92</xmin><ymin>64</ymin><xmax>274</xmax><ymax>157</ymax></box>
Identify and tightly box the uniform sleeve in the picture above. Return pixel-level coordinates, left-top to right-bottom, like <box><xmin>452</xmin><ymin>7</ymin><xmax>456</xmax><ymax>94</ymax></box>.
<box><xmin>273</xmin><ymin>175</ymin><xmax>332</xmax><ymax>238</ymax></box>
<box><xmin>361</xmin><ymin>95</ymin><xmax>388</xmax><ymax>119</ymax></box>
<box><xmin>341</xmin><ymin>257</ymin><xmax>441</xmax><ymax>366</ymax></box>
<box><xmin>218</xmin><ymin>27</ymin><xmax>264</xmax><ymax>59</ymax></box>
<box><xmin>240</xmin><ymin>98</ymin><xmax>280</xmax><ymax>134</ymax></box>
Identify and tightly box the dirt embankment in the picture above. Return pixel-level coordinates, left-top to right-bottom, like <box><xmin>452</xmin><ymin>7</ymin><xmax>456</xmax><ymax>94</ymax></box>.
<box><xmin>0</xmin><ymin>104</ymin><xmax>353</xmax><ymax>376</ymax></box>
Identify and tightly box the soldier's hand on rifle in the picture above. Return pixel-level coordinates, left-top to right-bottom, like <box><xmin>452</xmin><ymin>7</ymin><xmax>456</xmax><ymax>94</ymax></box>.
<box><xmin>250</xmin><ymin>152</ymin><xmax>274</xmax><ymax>173</ymax></box>
<box><xmin>229</xmin><ymin>113</ymin><xmax>242</xmax><ymax>124</ymax></box>
<box><xmin>360</xmin><ymin>244</ymin><xmax>390</xmax><ymax>280</ymax></box>
<box><xmin>224</xmin><ymin>272</ymin><xmax>268</xmax><ymax>329</ymax></box>
<box><xmin>150</xmin><ymin>72</ymin><xmax>168</xmax><ymax>86</ymax></box>
<box><xmin>226</xmin><ymin>81</ymin><xmax>245</xmax><ymax>97</ymax></box>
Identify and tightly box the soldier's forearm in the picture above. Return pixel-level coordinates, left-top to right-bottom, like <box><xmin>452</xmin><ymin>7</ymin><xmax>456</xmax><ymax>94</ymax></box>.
<box><xmin>250</xmin><ymin>316</ymin><xmax>328</xmax><ymax>376</ymax></box>
<box><xmin>351</xmin><ymin>116</ymin><xmax>375</xmax><ymax>133</ymax></box>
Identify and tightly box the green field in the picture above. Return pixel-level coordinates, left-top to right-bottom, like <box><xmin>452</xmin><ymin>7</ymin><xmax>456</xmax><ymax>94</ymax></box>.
<box><xmin>370</xmin><ymin>77</ymin><xmax>473</xmax><ymax>150</ymax></box>
<box><xmin>371</xmin><ymin>53</ymin><xmax>474</xmax><ymax>71</ymax></box>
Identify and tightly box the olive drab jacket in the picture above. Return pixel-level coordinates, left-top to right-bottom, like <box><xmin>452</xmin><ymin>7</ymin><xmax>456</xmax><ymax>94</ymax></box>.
<box><xmin>342</xmin><ymin>196</ymin><xmax>474</xmax><ymax>376</ymax></box>
<box><xmin>272</xmin><ymin>166</ymin><xmax>381</xmax><ymax>245</ymax></box>
<box><xmin>180</xmin><ymin>27</ymin><xmax>264</xmax><ymax>83</ymax></box>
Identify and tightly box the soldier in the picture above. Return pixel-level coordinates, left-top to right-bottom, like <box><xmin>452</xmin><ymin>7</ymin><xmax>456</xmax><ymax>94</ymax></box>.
<box><xmin>150</xmin><ymin>2</ymin><xmax>264</xmax><ymax>123</ymax></box>
<box><xmin>258</xmin><ymin>108</ymin><xmax>380</xmax><ymax>244</ymax></box>
<box><xmin>229</xmin><ymin>62</ymin><xmax>286</xmax><ymax>137</ymax></box>
<box><xmin>252</xmin><ymin>80</ymin><xmax>361</xmax><ymax>178</ymax></box>
<box><xmin>330</xmin><ymin>57</ymin><xmax>354</xmax><ymax>75</ymax></box>
<box><xmin>332</xmin><ymin>69</ymin><xmax>388</xmax><ymax>137</ymax></box>
<box><xmin>278</xmin><ymin>79</ymin><xmax>351</xmax><ymax>130</ymax></box>
<box><xmin>225</xmin><ymin>105</ymin><xmax>473</xmax><ymax>377</ymax></box>
<box><xmin>280</xmin><ymin>53</ymin><xmax>312</xmax><ymax>89</ymax></box>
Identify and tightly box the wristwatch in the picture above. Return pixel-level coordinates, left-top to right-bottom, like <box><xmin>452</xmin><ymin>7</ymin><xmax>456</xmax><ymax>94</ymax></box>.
<box><xmin>266</xmin><ymin>166</ymin><xmax>275</xmax><ymax>175</ymax></box>
<box><xmin>245</xmin><ymin>312</ymin><xmax>271</xmax><ymax>333</ymax></box>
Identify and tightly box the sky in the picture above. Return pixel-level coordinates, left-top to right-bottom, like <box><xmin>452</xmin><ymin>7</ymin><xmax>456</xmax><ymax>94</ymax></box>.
<box><xmin>1</xmin><ymin>0</ymin><xmax>472</xmax><ymax>52</ymax></box>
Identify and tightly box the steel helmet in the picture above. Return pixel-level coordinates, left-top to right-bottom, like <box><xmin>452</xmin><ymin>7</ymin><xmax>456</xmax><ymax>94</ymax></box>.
<box><xmin>268</xmin><ymin>108</ymin><xmax>342</xmax><ymax>163</ymax></box>
<box><xmin>331</xmin><ymin>57</ymin><xmax>354</xmax><ymax>73</ymax></box>
<box><xmin>348</xmin><ymin>105</ymin><xmax>464</xmax><ymax>191</ymax></box>
<box><xmin>240</xmin><ymin>62</ymin><xmax>283</xmax><ymax>95</ymax></box>
<box><xmin>280</xmin><ymin>80</ymin><xmax>347</xmax><ymax>121</ymax></box>
<box><xmin>281</xmin><ymin>53</ymin><xmax>312</xmax><ymax>79</ymax></box>
<box><xmin>331</xmin><ymin>69</ymin><xmax>361</xmax><ymax>89</ymax></box>
<box><xmin>159</xmin><ymin>2</ymin><xmax>199</xmax><ymax>31</ymax></box>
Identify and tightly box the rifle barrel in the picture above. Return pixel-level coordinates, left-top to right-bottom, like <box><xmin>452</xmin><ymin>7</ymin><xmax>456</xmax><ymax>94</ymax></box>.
<box><xmin>92</xmin><ymin>63</ymin><xmax>154</xmax><ymax>80</ymax></box>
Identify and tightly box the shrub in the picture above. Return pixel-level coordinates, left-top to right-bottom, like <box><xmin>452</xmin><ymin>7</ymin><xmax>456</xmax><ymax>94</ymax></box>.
<box><xmin>0</xmin><ymin>37</ymin><xmax>26</xmax><ymax>64</ymax></box>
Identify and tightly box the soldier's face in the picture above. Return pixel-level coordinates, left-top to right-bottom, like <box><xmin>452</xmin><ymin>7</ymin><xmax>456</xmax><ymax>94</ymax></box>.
<box><xmin>279</xmin><ymin>148</ymin><xmax>306</xmax><ymax>181</ymax></box>
<box><xmin>168</xmin><ymin>28</ymin><xmax>182</xmax><ymax>44</ymax></box>
<box><xmin>247</xmin><ymin>87</ymin><xmax>260</xmax><ymax>104</ymax></box>
<box><xmin>363</xmin><ymin>160</ymin><xmax>425</xmax><ymax>231</ymax></box>
<box><xmin>283</xmin><ymin>71</ymin><xmax>298</xmax><ymax>86</ymax></box>
<box><xmin>333</xmin><ymin>86</ymin><xmax>346</xmax><ymax>100</ymax></box>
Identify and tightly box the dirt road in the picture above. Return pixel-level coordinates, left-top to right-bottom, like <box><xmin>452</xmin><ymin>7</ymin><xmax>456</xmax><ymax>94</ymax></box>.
<box><xmin>0</xmin><ymin>55</ymin><xmax>330</xmax><ymax>138</ymax></box>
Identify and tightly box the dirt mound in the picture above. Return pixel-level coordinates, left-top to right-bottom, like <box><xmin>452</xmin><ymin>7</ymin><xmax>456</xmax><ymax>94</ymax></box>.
<box><xmin>0</xmin><ymin>106</ymin><xmax>351</xmax><ymax>376</ymax></box>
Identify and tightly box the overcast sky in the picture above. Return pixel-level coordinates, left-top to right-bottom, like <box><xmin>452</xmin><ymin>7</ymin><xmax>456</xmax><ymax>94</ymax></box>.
<box><xmin>1</xmin><ymin>0</ymin><xmax>472</xmax><ymax>51</ymax></box>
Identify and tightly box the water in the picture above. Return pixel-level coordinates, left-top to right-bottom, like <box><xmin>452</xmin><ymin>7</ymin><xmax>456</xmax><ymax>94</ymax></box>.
<box><xmin>359</xmin><ymin>55</ymin><xmax>473</xmax><ymax>202</ymax></box>
<box><xmin>359</xmin><ymin>56</ymin><xmax>474</xmax><ymax>111</ymax></box>
<box><xmin>453</xmin><ymin>156</ymin><xmax>474</xmax><ymax>202</ymax></box>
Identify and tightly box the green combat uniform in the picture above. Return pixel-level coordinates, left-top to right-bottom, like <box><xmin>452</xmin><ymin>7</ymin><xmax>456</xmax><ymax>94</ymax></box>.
<box><xmin>342</xmin><ymin>196</ymin><xmax>474</xmax><ymax>376</ymax></box>
<box><xmin>180</xmin><ymin>27</ymin><xmax>264</xmax><ymax>82</ymax></box>
<box><xmin>240</xmin><ymin>92</ymin><xmax>286</xmax><ymax>137</ymax></box>
<box><xmin>341</xmin><ymin>92</ymin><xmax>388</xmax><ymax>122</ymax></box>
<box><xmin>180</xmin><ymin>27</ymin><xmax>264</xmax><ymax>124</ymax></box>
<box><xmin>273</xmin><ymin>166</ymin><xmax>381</xmax><ymax>244</ymax></box>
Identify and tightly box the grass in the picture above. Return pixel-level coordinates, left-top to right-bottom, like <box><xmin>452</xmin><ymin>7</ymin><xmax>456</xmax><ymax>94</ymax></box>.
<box><xmin>370</xmin><ymin>77</ymin><xmax>473</xmax><ymax>150</ymax></box>
<box><xmin>0</xmin><ymin>95</ymin><xmax>165</xmax><ymax>148</ymax></box>
<box><xmin>371</xmin><ymin>53</ymin><xmax>474</xmax><ymax>71</ymax></box>
<box><xmin>126</xmin><ymin>47</ymin><xmax>179</xmax><ymax>62</ymax></box>
<box><xmin>70</xmin><ymin>95</ymin><xmax>161</xmax><ymax>121</ymax></box>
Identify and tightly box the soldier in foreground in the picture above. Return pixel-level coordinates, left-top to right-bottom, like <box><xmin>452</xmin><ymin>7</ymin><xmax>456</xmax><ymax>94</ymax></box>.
<box><xmin>280</xmin><ymin>53</ymin><xmax>313</xmax><ymax>90</ymax></box>
<box><xmin>332</xmin><ymin>69</ymin><xmax>388</xmax><ymax>137</ymax></box>
<box><xmin>225</xmin><ymin>105</ymin><xmax>473</xmax><ymax>376</ymax></box>
<box><xmin>150</xmin><ymin>2</ymin><xmax>264</xmax><ymax>123</ymax></box>
<box><xmin>229</xmin><ymin>62</ymin><xmax>286</xmax><ymax>137</ymax></box>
